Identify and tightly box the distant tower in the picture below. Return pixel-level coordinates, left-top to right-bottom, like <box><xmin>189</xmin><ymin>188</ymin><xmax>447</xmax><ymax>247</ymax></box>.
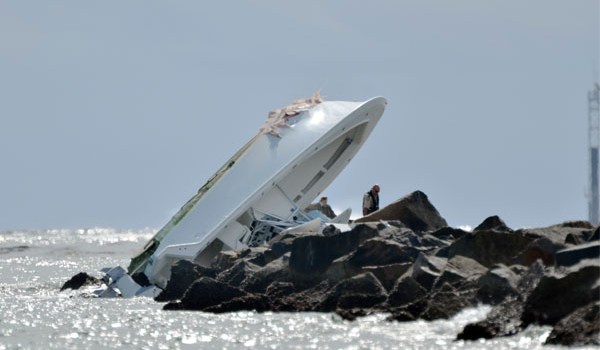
<box><xmin>589</xmin><ymin>83</ymin><xmax>600</xmax><ymax>225</ymax></box>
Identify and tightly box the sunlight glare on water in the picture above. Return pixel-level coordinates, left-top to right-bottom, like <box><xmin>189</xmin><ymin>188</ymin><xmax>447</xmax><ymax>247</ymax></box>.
<box><xmin>0</xmin><ymin>228</ymin><xmax>588</xmax><ymax>349</ymax></box>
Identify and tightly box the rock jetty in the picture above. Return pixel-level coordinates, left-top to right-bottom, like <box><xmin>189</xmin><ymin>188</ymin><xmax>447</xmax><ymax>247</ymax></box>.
<box><xmin>63</xmin><ymin>190</ymin><xmax>600</xmax><ymax>346</ymax></box>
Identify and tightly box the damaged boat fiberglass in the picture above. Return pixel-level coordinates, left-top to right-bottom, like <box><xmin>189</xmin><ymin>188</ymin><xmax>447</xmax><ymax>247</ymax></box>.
<box><xmin>99</xmin><ymin>93</ymin><xmax>387</xmax><ymax>297</ymax></box>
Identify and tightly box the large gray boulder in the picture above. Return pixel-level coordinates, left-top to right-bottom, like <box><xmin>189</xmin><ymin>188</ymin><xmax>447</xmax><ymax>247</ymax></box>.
<box><xmin>522</xmin><ymin>259</ymin><xmax>600</xmax><ymax>326</ymax></box>
<box><xmin>433</xmin><ymin>255</ymin><xmax>487</xmax><ymax>289</ymax></box>
<box><xmin>476</xmin><ymin>264</ymin><xmax>520</xmax><ymax>305</ymax></box>
<box><xmin>319</xmin><ymin>272</ymin><xmax>388</xmax><ymax>312</ymax></box>
<box><xmin>456</xmin><ymin>261</ymin><xmax>546</xmax><ymax>340</ymax></box>
<box><xmin>289</xmin><ymin>224</ymin><xmax>379</xmax><ymax>285</ymax></box>
<box><xmin>354</xmin><ymin>191</ymin><xmax>447</xmax><ymax>232</ymax></box>
<box><xmin>555</xmin><ymin>242</ymin><xmax>600</xmax><ymax>267</ymax></box>
<box><xmin>444</xmin><ymin>230</ymin><xmax>536</xmax><ymax>268</ymax></box>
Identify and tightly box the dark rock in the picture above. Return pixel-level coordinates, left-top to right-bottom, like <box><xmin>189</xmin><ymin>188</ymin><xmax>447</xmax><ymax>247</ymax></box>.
<box><xmin>522</xmin><ymin>259</ymin><xmax>600</xmax><ymax>326</ymax></box>
<box><xmin>155</xmin><ymin>260</ymin><xmax>215</xmax><ymax>302</ymax></box>
<box><xmin>319</xmin><ymin>272</ymin><xmax>387</xmax><ymax>312</ymax></box>
<box><xmin>476</xmin><ymin>264</ymin><xmax>520</xmax><ymax>305</ymax></box>
<box><xmin>394</xmin><ymin>231</ymin><xmax>450</xmax><ymax>253</ymax></box>
<box><xmin>211</xmin><ymin>250</ymin><xmax>243</xmax><ymax>272</ymax></box>
<box><xmin>421</xmin><ymin>282</ymin><xmax>477</xmax><ymax>320</ymax></box>
<box><xmin>387</xmin><ymin>275</ymin><xmax>428</xmax><ymax>307</ymax></box>
<box><xmin>240</xmin><ymin>254</ymin><xmax>291</xmax><ymax>293</ymax></box>
<box><xmin>456</xmin><ymin>261</ymin><xmax>546</xmax><ymax>340</ymax></box>
<box><xmin>322</xmin><ymin>225</ymin><xmax>341</xmax><ymax>237</ymax></box>
<box><xmin>362</xmin><ymin>263</ymin><xmax>412</xmax><ymax>292</ymax></box>
<box><xmin>203</xmin><ymin>293</ymin><xmax>272</xmax><ymax>313</ymax></box>
<box><xmin>60</xmin><ymin>272</ymin><xmax>100</xmax><ymax>291</ymax></box>
<box><xmin>265</xmin><ymin>281</ymin><xmax>296</xmax><ymax>299</ymax></box>
<box><xmin>335</xmin><ymin>308</ymin><xmax>371</xmax><ymax>321</ymax></box>
<box><xmin>558</xmin><ymin>220</ymin><xmax>594</xmax><ymax>229</ymax></box>
<box><xmin>474</xmin><ymin>215</ymin><xmax>512</xmax><ymax>232</ymax></box>
<box><xmin>430</xmin><ymin>226</ymin><xmax>469</xmax><ymax>241</ymax></box>
<box><xmin>348</xmin><ymin>237</ymin><xmax>413</xmax><ymax>267</ymax></box>
<box><xmin>411</xmin><ymin>253</ymin><xmax>447</xmax><ymax>290</ymax></box>
<box><xmin>216</xmin><ymin>259</ymin><xmax>261</xmax><ymax>287</ymax></box>
<box><xmin>545</xmin><ymin>302</ymin><xmax>600</xmax><ymax>346</ymax></box>
<box><xmin>325</xmin><ymin>254</ymin><xmax>363</xmax><ymax>283</ymax></box>
<box><xmin>514</xmin><ymin>237</ymin><xmax>567</xmax><ymax>267</ymax></box>
<box><xmin>590</xmin><ymin>227</ymin><xmax>599</xmax><ymax>241</ymax></box>
<box><xmin>275</xmin><ymin>280</ymin><xmax>334</xmax><ymax>312</ymax></box>
<box><xmin>164</xmin><ymin>276</ymin><xmax>246</xmax><ymax>311</ymax></box>
<box><xmin>445</xmin><ymin>230</ymin><xmax>535</xmax><ymax>268</ymax></box>
<box><xmin>354</xmin><ymin>191</ymin><xmax>447</xmax><ymax>232</ymax></box>
<box><xmin>555</xmin><ymin>242</ymin><xmax>600</xmax><ymax>267</ymax></box>
<box><xmin>434</xmin><ymin>255</ymin><xmax>487</xmax><ymax>289</ymax></box>
<box><xmin>289</xmin><ymin>224</ymin><xmax>379</xmax><ymax>285</ymax></box>
<box><xmin>518</xmin><ymin>223</ymin><xmax>594</xmax><ymax>246</ymax></box>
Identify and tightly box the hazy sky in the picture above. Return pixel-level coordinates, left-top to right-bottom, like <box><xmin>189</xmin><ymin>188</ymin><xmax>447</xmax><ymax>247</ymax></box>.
<box><xmin>1</xmin><ymin>1</ymin><xmax>598</xmax><ymax>231</ymax></box>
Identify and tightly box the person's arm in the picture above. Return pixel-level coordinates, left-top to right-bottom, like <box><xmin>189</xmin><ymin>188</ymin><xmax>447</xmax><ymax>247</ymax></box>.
<box><xmin>362</xmin><ymin>193</ymin><xmax>370</xmax><ymax>215</ymax></box>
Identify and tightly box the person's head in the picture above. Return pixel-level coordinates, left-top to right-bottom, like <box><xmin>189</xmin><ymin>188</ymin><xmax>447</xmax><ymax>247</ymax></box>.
<box><xmin>320</xmin><ymin>196</ymin><xmax>328</xmax><ymax>205</ymax></box>
<box><xmin>372</xmin><ymin>185</ymin><xmax>380</xmax><ymax>193</ymax></box>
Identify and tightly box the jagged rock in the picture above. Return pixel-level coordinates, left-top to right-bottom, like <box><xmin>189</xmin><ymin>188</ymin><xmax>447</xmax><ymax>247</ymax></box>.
<box><xmin>421</xmin><ymin>281</ymin><xmax>478</xmax><ymax>321</ymax></box>
<box><xmin>590</xmin><ymin>227</ymin><xmax>599</xmax><ymax>241</ymax></box>
<box><xmin>325</xmin><ymin>254</ymin><xmax>362</xmax><ymax>283</ymax></box>
<box><xmin>265</xmin><ymin>281</ymin><xmax>296</xmax><ymax>299</ymax></box>
<box><xmin>362</xmin><ymin>263</ymin><xmax>412</xmax><ymax>292</ymax></box>
<box><xmin>354</xmin><ymin>191</ymin><xmax>447</xmax><ymax>232</ymax></box>
<box><xmin>456</xmin><ymin>261</ymin><xmax>546</xmax><ymax>340</ymax></box>
<box><xmin>289</xmin><ymin>224</ymin><xmax>379</xmax><ymax>285</ymax></box>
<box><xmin>319</xmin><ymin>272</ymin><xmax>387</xmax><ymax>312</ymax></box>
<box><xmin>445</xmin><ymin>230</ymin><xmax>535</xmax><ymax>268</ymax></box>
<box><xmin>522</xmin><ymin>259</ymin><xmax>600</xmax><ymax>326</ymax></box>
<box><xmin>240</xmin><ymin>253</ymin><xmax>291</xmax><ymax>293</ymax></box>
<box><xmin>164</xmin><ymin>276</ymin><xmax>246</xmax><ymax>311</ymax></box>
<box><xmin>433</xmin><ymin>255</ymin><xmax>487</xmax><ymax>289</ymax></box>
<box><xmin>387</xmin><ymin>275</ymin><xmax>428</xmax><ymax>307</ymax></box>
<box><xmin>559</xmin><ymin>220</ymin><xmax>595</xmax><ymax>229</ymax></box>
<box><xmin>476</xmin><ymin>264</ymin><xmax>520</xmax><ymax>305</ymax></box>
<box><xmin>430</xmin><ymin>226</ymin><xmax>469</xmax><ymax>241</ymax></box>
<box><xmin>518</xmin><ymin>223</ymin><xmax>595</xmax><ymax>246</ymax></box>
<box><xmin>394</xmin><ymin>231</ymin><xmax>450</xmax><ymax>253</ymax></box>
<box><xmin>545</xmin><ymin>302</ymin><xmax>600</xmax><ymax>346</ymax></box>
<box><xmin>348</xmin><ymin>237</ymin><xmax>413</xmax><ymax>266</ymax></box>
<box><xmin>155</xmin><ymin>259</ymin><xmax>216</xmax><ymax>302</ymax></box>
<box><xmin>514</xmin><ymin>237</ymin><xmax>567</xmax><ymax>267</ymax></box>
<box><xmin>60</xmin><ymin>272</ymin><xmax>100</xmax><ymax>291</ymax></box>
<box><xmin>202</xmin><ymin>293</ymin><xmax>272</xmax><ymax>313</ymax></box>
<box><xmin>211</xmin><ymin>250</ymin><xmax>243</xmax><ymax>272</ymax></box>
<box><xmin>474</xmin><ymin>215</ymin><xmax>512</xmax><ymax>232</ymax></box>
<box><xmin>275</xmin><ymin>280</ymin><xmax>334</xmax><ymax>312</ymax></box>
<box><xmin>216</xmin><ymin>259</ymin><xmax>261</xmax><ymax>287</ymax></box>
<box><xmin>411</xmin><ymin>253</ymin><xmax>447</xmax><ymax>290</ymax></box>
<box><xmin>554</xmin><ymin>242</ymin><xmax>600</xmax><ymax>267</ymax></box>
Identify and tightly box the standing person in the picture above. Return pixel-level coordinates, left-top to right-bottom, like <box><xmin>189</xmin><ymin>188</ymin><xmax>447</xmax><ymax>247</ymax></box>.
<box><xmin>305</xmin><ymin>196</ymin><xmax>336</xmax><ymax>219</ymax></box>
<box><xmin>362</xmin><ymin>184</ymin><xmax>380</xmax><ymax>216</ymax></box>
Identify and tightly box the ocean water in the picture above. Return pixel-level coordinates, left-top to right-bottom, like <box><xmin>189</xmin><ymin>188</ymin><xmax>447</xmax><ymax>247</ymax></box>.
<box><xmin>0</xmin><ymin>228</ymin><xmax>588</xmax><ymax>349</ymax></box>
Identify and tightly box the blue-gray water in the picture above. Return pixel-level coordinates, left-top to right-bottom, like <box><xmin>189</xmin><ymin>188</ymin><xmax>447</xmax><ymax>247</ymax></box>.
<box><xmin>0</xmin><ymin>228</ymin><xmax>588</xmax><ymax>349</ymax></box>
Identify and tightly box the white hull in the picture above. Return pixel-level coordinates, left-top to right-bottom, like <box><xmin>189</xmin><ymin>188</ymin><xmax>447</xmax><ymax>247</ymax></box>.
<box><xmin>115</xmin><ymin>96</ymin><xmax>387</xmax><ymax>292</ymax></box>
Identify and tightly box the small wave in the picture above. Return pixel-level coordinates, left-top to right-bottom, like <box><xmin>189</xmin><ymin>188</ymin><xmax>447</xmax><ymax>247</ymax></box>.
<box><xmin>0</xmin><ymin>245</ymin><xmax>30</xmax><ymax>255</ymax></box>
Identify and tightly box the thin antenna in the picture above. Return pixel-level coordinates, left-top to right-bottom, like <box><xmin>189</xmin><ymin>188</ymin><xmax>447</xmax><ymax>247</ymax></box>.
<box><xmin>589</xmin><ymin>84</ymin><xmax>600</xmax><ymax>225</ymax></box>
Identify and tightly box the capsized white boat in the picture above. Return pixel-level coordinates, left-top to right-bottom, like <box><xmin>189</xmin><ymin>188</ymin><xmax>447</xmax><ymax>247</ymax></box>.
<box><xmin>100</xmin><ymin>93</ymin><xmax>387</xmax><ymax>297</ymax></box>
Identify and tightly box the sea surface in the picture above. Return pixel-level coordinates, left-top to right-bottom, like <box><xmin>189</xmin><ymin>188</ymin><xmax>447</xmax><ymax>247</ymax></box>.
<box><xmin>0</xmin><ymin>228</ymin><xmax>590</xmax><ymax>349</ymax></box>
